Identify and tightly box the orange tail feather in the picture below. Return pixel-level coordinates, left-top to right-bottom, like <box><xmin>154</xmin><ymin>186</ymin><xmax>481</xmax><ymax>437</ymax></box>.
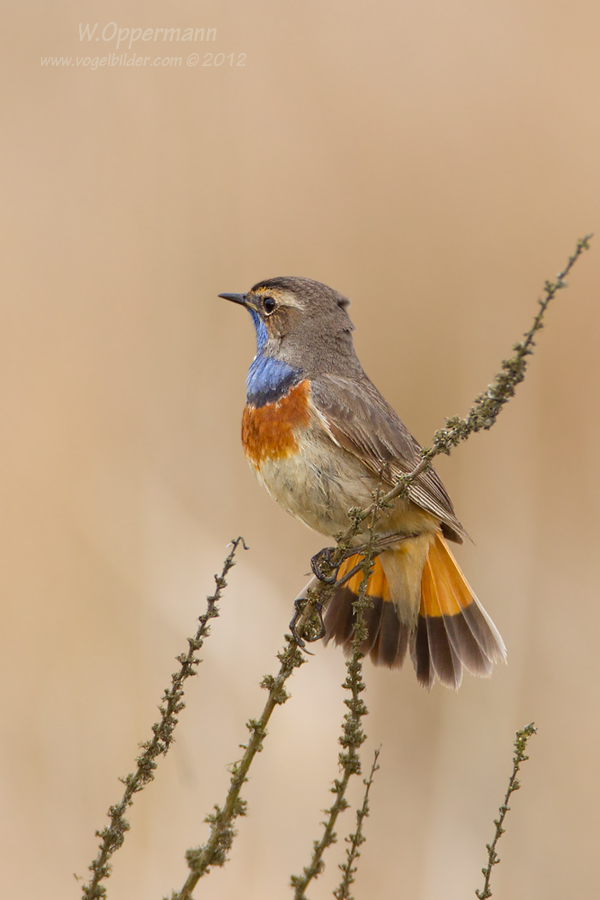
<box><xmin>322</xmin><ymin>534</ymin><xmax>505</xmax><ymax>689</ymax></box>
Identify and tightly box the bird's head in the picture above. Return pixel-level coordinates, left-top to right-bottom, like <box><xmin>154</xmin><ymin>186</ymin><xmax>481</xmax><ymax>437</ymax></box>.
<box><xmin>220</xmin><ymin>276</ymin><xmax>356</xmax><ymax>374</ymax></box>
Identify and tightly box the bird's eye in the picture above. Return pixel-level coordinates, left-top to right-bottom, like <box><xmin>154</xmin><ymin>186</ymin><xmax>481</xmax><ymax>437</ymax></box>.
<box><xmin>263</xmin><ymin>296</ymin><xmax>276</xmax><ymax>315</ymax></box>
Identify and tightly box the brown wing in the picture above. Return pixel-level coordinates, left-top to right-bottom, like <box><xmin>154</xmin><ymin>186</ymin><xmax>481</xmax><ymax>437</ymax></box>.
<box><xmin>309</xmin><ymin>374</ymin><xmax>466</xmax><ymax>543</ymax></box>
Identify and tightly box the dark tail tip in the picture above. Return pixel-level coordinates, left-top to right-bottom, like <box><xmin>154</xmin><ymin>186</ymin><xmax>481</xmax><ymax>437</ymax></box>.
<box><xmin>323</xmin><ymin>587</ymin><xmax>410</xmax><ymax>669</ymax></box>
<box><xmin>411</xmin><ymin>604</ymin><xmax>506</xmax><ymax>690</ymax></box>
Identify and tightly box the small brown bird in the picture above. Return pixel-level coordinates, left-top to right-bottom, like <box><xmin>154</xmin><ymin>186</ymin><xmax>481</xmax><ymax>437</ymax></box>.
<box><xmin>221</xmin><ymin>276</ymin><xmax>506</xmax><ymax>689</ymax></box>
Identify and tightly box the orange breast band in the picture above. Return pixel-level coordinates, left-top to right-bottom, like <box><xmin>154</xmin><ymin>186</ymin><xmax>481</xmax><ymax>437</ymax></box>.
<box><xmin>242</xmin><ymin>379</ymin><xmax>311</xmax><ymax>468</ymax></box>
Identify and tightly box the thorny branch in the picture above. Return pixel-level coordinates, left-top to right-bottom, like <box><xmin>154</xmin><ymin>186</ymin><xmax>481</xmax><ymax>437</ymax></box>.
<box><xmin>80</xmin><ymin>537</ymin><xmax>247</xmax><ymax>900</ymax></box>
<box><xmin>334</xmin><ymin>748</ymin><xmax>381</xmax><ymax>900</ymax></box>
<box><xmin>170</xmin><ymin>635</ymin><xmax>306</xmax><ymax>900</ymax></box>
<box><xmin>476</xmin><ymin>723</ymin><xmax>537</xmax><ymax>899</ymax></box>
<box><xmin>290</xmin><ymin>496</ymin><xmax>383</xmax><ymax>898</ymax></box>
<box><xmin>383</xmin><ymin>236</ymin><xmax>593</xmax><ymax>506</ymax></box>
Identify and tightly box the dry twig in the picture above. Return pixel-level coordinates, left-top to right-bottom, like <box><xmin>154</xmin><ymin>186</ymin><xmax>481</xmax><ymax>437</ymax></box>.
<box><xmin>476</xmin><ymin>723</ymin><xmax>537</xmax><ymax>899</ymax></box>
<box><xmin>80</xmin><ymin>537</ymin><xmax>247</xmax><ymax>900</ymax></box>
<box><xmin>334</xmin><ymin>748</ymin><xmax>381</xmax><ymax>900</ymax></box>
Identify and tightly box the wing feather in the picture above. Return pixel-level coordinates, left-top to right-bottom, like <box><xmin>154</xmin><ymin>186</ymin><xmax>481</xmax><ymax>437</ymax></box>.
<box><xmin>309</xmin><ymin>374</ymin><xmax>466</xmax><ymax>543</ymax></box>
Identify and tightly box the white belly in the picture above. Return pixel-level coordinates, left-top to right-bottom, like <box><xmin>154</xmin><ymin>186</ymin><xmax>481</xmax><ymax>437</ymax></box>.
<box><xmin>253</xmin><ymin>427</ymin><xmax>413</xmax><ymax>539</ymax></box>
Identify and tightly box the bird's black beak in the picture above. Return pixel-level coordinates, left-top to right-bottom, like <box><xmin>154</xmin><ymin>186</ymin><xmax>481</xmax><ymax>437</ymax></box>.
<box><xmin>219</xmin><ymin>292</ymin><xmax>248</xmax><ymax>306</ymax></box>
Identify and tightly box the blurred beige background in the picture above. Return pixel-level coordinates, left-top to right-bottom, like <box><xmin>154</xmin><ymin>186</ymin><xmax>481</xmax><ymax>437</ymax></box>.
<box><xmin>1</xmin><ymin>1</ymin><xmax>599</xmax><ymax>897</ymax></box>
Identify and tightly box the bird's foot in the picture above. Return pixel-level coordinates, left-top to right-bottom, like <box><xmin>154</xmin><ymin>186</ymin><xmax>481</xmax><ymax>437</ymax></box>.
<box><xmin>289</xmin><ymin>597</ymin><xmax>326</xmax><ymax>648</ymax></box>
<box><xmin>310</xmin><ymin>547</ymin><xmax>340</xmax><ymax>584</ymax></box>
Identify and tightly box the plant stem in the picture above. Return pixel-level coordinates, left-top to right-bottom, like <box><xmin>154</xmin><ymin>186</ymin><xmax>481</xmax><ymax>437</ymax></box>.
<box><xmin>81</xmin><ymin>537</ymin><xmax>247</xmax><ymax>900</ymax></box>
<box><xmin>334</xmin><ymin>747</ymin><xmax>381</xmax><ymax>900</ymax></box>
<box><xmin>475</xmin><ymin>723</ymin><xmax>537</xmax><ymax>899</ymax></box>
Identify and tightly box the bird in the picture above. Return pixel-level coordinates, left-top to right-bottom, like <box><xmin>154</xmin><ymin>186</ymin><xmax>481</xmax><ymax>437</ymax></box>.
<box><xmin>220</xmin><ymin>276</ymin><xmax>506</xmax><ymax>689</ymax></box>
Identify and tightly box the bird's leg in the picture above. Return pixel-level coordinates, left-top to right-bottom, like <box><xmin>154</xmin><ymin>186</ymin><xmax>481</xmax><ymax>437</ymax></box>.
<box><xmin>289</xmin><ymin>599</ymin><xmax>307</xmax><ymax>649</ymax></box>
<box><xmin>312</xmin><ymin>532</ymin><xmax>418</xmax><ymax>586</ymax></box>
<box><xmin>310</xmin><ymin>546</ymin><xmax>340</xmax><ymax>583</ymax></box>
<box><xmin>289</xmin><ymin>595</ymin><xmax>326</xmax><ymax>647</ymax></box>
<box><xmin>295</xmin><ymin>533</ymin><xmax>421</xmax><ymax>648</ymax></box>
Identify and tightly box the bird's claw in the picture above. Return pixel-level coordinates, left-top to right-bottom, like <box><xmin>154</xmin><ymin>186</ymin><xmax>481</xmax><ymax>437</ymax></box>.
<box><xmin>289</xmin><ymin>597</ymin><xmax>326</xmax><ymax>648</ymax></box>
<box><xmin>310</xmin><ymin>547</ymin><xmax>339</xmax><ymax>583</ymax></box>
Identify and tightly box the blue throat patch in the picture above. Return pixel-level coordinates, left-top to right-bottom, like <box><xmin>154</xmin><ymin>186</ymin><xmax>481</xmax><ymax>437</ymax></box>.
<box><xmin>246</xmin><ymin>308</ymin><xmax>302</xmax><ymax>406</ymax></box>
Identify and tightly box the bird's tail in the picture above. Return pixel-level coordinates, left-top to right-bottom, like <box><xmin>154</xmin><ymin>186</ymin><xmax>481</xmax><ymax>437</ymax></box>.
<box><xmin>321</xmin><ymin>531</ymin><xmax>506</xmax><ymax>689</ymax></box>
